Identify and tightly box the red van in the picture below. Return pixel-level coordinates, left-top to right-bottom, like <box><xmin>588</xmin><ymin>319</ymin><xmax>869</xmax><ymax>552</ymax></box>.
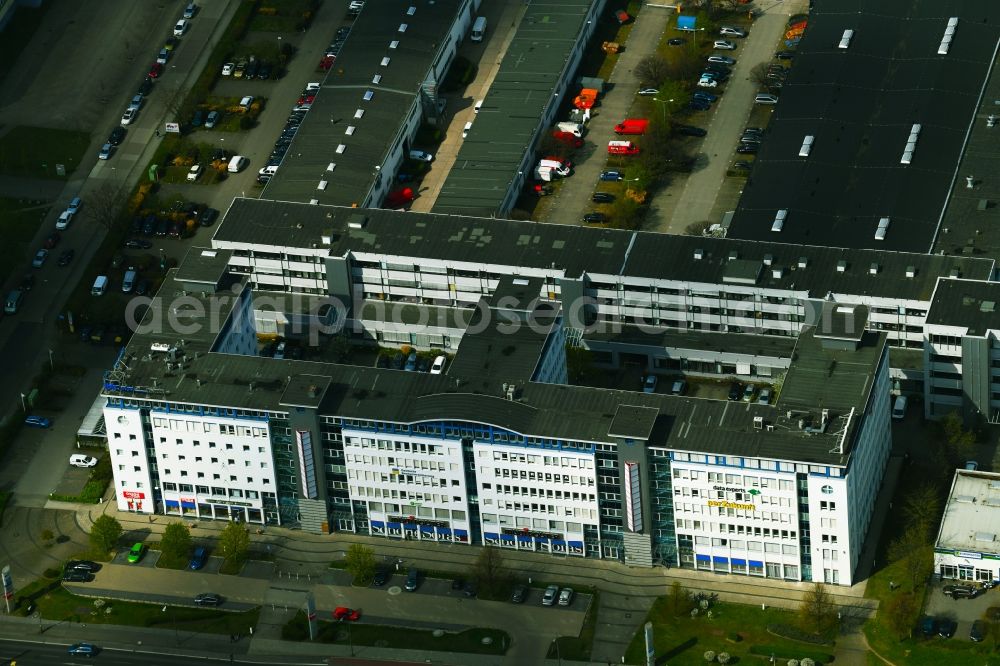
<box><xmin>613</xmin><ymin>118</ymin><xmax>649</xmax><ymax>135</ymax></box>
<box><xmin>607</xmin><ymin>140</ymin><xmax>640</xmax><ymax>155</ymax></box>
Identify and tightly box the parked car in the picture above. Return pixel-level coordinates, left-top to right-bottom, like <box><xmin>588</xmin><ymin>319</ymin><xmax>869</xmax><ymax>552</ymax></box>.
<box><xmin>221</xmin><ymin>62</ymin><xmax>234</xmax><ymax>76</ymax></box>
<box><xmin>697</xmin><ymin>76</ymin><xmax>719</xmax><ymax>88</ymax></box>
<box><xmin>754</xmin><ymin>93</ymin><xmax>780</xmax><ymax>105</ymax></box>
<box><xmin>637</xmin><ymin>88</ymin><xmax>659</xmax><ymax>96</ymax></box>
<box><xmin>707</xmin><ymin>55</ymin><xmax>736</xmax><ymax>65</ymax></box>
<box><xmin>943</xmin><ymin>584</ymin><xmax>978</xmax><ymax>599</ymax></box>
<box><xmin>643</xmin><ymin>375</ymin><xmax>658</xmax><ymax>393</ymax></box>
<box><xmin>776</xmin><ymin>50</ymin><xmax>796</xmax><ymax>60</ymax></box>
<box><xmin>125</xmin><ymin>238</ymin><xmax>152</xmax><ymax>250</ymax></box>
<box><xmin>583</xmin><ymin>212</ymin><xmax>607</xmax><ymax>223</ymax></box>
<box><xmin>599</xmin><ymin>170</ymin><xmax>624</xmax><ymax>181</ymax></box>
<box><xmin>24</xmin><ymin>415</ymin><xmax>52</xmax><ymax>428</ymax></box>
<box><xmin>736</xmin><ymin>144</ymin><xmax>759</xmax><ymax>154</ymax></box>
<box><xmin>43</xmin><ymin>232</ymin><xmax>61</xmax><ymax>249</ymax></box>
<box><xmin>20</xmin><ymin>274</ymin><xmax>34</xmax><ymax>291</ymax></box>
<box><xmin>971</xmin><ymin>619</ymin><xmax>986</xmax><ymax>642</ymax></box>
<box><xmin>404</xmin><ymin>352</ymin><xmax>418</xmax><ymax>371</ymax></box>
<box><xmin>670</xmin><ymin>379</ymin><xmax>688</xmax><ymax>395</ymax></box>
<box><xmin>156</xmin><ymin>48</ymin><xmax>169</xmax><ymax>65</ymax></box>
<box><xmin>688</xmin><ymin>100</ymin><xmax>710</xmax><ymax>111</ymax></box>
<box><xmin>98</xmin><ymin>143</ymin><xmax>113</xmax><ymax>160</ymax></box>
<box><xmin>31</xmin><ymin>249</ymin><xmax>49</xmax><ymax>268</ymax></box>
<box><xmin>174</xmin><ymin>19</ymin><xmax>189</xmax><ymax>36</ymax></box>
<box><xmin>66</xmin><ymin>560</ymin><xmax>101</xmax><ymax>573</ymax></box>
<box><xmin>510</xmin><ymin>584</ymin><xmax>528</xmax><ymax>603</ymax></box>
<box><xmin>742</xmin><ymin>384</ymin><xmax>756</xmax><ymax>402</ymax></box>
<box><xmin>67</xmin><ymin>643</ymin><xmax>99</xmax><ymax>656</ymax></box>
<box><xmin>430</xmin><ymin>355</ymin><xmax>447</xmax><ymax>375</ymax></box>
<box><xmin>372</xmin><ymin>568</ymin><xmax>390</xmax><ymax>586</ymax></box>
<box><xmin>558</xmin><ymin>588</ymin><xmax>574</xmax><ymax>606</ymax></box>
<box><xmin>757</xmin><ymin>388</ymin><xmax>772</xmax><ymax>404</ymax></box>
<box><xmin>188</xmin><ymin>546</ymin><xmax>208</xmax><ymax>570</ymax></box>
<box><xmin>69</xmin><ymin>454</ymin><xmax>97</xmax><ymax>468</ymax></box>
<box><xmin>733</xmin><ymin>161</ymin><xmax>753</xmax><ymax>170</ymax></box>
<box><xmin>183</xmin><ymin>2</ymin><xmax>197</xmax><ymax>19</ymax></box>
<box><xmin>592</xmin><ymin>192</ymin><xmax>615</xmax><ymax>203</ymax></box>
<box><xmin>194</xmin><ymin>593</ymin><xmax>224</xmax><ymax>607</ymax></box>
<box><xmin>720</xmin><ymin>26</ymin><xmax>746</xmax><ymax>37</ymax></box>
<box><xmin>186</xmin><ymin>164</ymin><xmax>203</xmax><ymax>182</ymax></box>
<box><xmin>692</xmin><ymin>92</ymin><xmax>717</xmax><ymax>103</ymax></box>
<box><xmin>714</xmin><ymin>40</ymin><xmax>736</xmax><ymax>50</ymax></box>
<box><xmin>333</xmin><ymin>606</ymin><xmax>361</xmax><ymax>621</ymax></box>
<box><xmin>148</xmin><ymin>62</ymin><xmax>163</xmax><ymax>78</ymax></box>
<box><xmin>667</xmin><ymin>38</ymin><xmax>686</xmax><ymax>46</ymax></box>
<box><xmin>728</xmin><ymin>382</ymin><xmax>742</xmax><ymax>401</ymax></box>
<box><xmin>62</xmin><ymin>570</ymin><xmax>94</xmax><ymax>583</ymax></box>
<box><xmin>542</xmin><ymin>584</ymin><xmax>559</xmax><ymax>606</ymax></box>
<box><xmin>127</xmin><ymin>542</ymin><xmax>146</xmax><ymax>563</ymax></box>
<box><xmin>677</xmin><ymin>125</ymin><xmax>707</xmax><ymax>137</ymax></box>
<box><xmin>938</xmin><ymin>617</ymin><xmax>957</xmax><ymax>638</ymax></box>
<box><xmin>404</xmin><ymin>568</ymin><xmax>420</xmax><ymax>591</ymax></box>
<box><xmin>408</xmin><ymin>150</ymin><xmax>434</xmax><ymax>162</ymax></box>
<box><xmin>239</xmin><ymin>95</ymin><xmax>254</xmax><ymax>109</ymax></box>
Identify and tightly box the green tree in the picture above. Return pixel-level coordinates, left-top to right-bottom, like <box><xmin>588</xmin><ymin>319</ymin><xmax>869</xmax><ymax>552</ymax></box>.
<box><xmin>798</xmin><ymin>582</ymin><xmax>837</xmax><ymax>636</ymax></box>
<box><xmin>89</xmin><ymin>514</ymin><xmax>122</xmax><ymax>555</ymax></box>
<box><xmin>344</xmin><ymin>543</ymin><xmax>376</xmax><ymax>584</ymax></box>
<box><xmin>160</xmin><ymin>521</ymin><xmax>192</xmax><ymax>563</ymax></box>
<box><xmin>471</xmin><ymin>547</ymin><xmax>509</xmax><ymax>598</ymax></box>
<box><xmin>884</xmin><ymin>591</ymin><xmax>920</xmax><ymax>639</ymax></box>
<box><xmin>665</xmin><ymin>581</ymin><xmax>694</xmax><ymax>616</ymax></box>
<box><xmin>219</xmin><ymin>520</ymin><xmax>250</xmax><ymax>565</ymax></box>
<box><xmin>887</xmin><ymin>526</ymin><xmax>934</xmax><ymax>590</ymax></box>
<box><xmin>941</xmin><ymin>411</ymin><xmax>976</xmax><ymax>466</ymax></box>
<box><xmin>901</xmin><ymin>483</ymin><xmax>943</xmax><ymax>542</ymax></box>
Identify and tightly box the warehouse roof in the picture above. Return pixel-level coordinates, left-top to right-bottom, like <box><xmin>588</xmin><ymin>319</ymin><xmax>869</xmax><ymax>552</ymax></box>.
<box><xmin>728</xmin><ymin>0</ymin><xmax>1000</xmax><ymax>252</ymax></box>
<box><xmin>260</xmin><ymin>0</ymin><xmax>461</xmax><ymax>207</ymax></box>
<box><xmin>432</xmin><ymin>0</ymin><xmax>597</xmax><ymax>217</ymax></box>
<box><xmin>927</xmin><ymin>278</ymin><xmax>1000</xmax><ymax>336</ymax></box>
<box><xmin>212</xmin><ymin>199</ymin><xmax>994</xmax><ymax>302</ymax></box>
<box><xmin>936</xmin><ymin>470</ymin><xmax>1000</xmax><ymax>556</ymax></box>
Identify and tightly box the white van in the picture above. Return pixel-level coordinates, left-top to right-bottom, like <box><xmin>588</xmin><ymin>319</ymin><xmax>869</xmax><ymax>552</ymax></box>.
<box><xmin>538</xmin><ymin>159</ymin><xmax>570</xmax><ymax>176</ymax></box>
<box><xmin>259</xmin><ymin>165</ymin><xmax>279</xmax><ymax>177</ymax></box>
<box><xmin>4</xmin><ymin>289</ymin><xmax>23</xmax><ymax>315</ymax></box>
<box><xmin>891</xmin><ymin>395</ymin><xmax>907</xmax><ymax>421</ymax></box>
<box><xmin>228</xmin><ymin>155</ymin><xmax>249</xmax><ymax>173</ymax></box>
<box><xmin>122</xmin><ymin>270</ymin><xmax>137</xmax><ymax>293</ymax></box>
<box><xmin>91</xmin><ymin>275</ymin><xmax>108</xmax><ymax>296</ymax></box>
<box><xmin>471</xmin><ymin>16</ymin><xmax>487</xmax><ymax>42</ymax></box>
<box><xmin>556</xmin><ymin>122</ymin><xmax>583</xmax><ymax>137</ymax></box>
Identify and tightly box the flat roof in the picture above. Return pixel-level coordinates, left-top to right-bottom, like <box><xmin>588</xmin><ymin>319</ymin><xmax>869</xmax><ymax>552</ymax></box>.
<box><xmin>212</xmin><ymin>199</ymin><xmax>994</xmax><ymax>302</ymax></box>
<box><xmin>260</xmin><ymin>0</ymin><xmax>461</xmax><ymax>207</ymax></box>
<box><xmin>936</xmin><ymin>470</ymin><xmax>1000</xmax><ymax>555</ymax></box>
<box><xmin>432</xmin><ymin>0</ymin><xmax>598</xmax><ymax>217</ymax></box>
<box><xmin>175</xmin><ymin>247</ymin><xmax>232</xmax><ymax>286</ymax></box>
<box><xmin>927</xmin><ymin>278</ymin><xmax>1000</xmax><ymax>336</ymax></box>
<box><xmin>778</xmin><ymin>328</ymin><xmax>883</xmax><ymax>415</ymax></box>
<box><xmin>728</xmin><ymin>0</ymin><xmax>1000</xmax><ymax>252</ymax></box>
<box><xmin>584</xmin><ymin>326</ymin><xmax>797</xmax><ymax>361</ymax></box>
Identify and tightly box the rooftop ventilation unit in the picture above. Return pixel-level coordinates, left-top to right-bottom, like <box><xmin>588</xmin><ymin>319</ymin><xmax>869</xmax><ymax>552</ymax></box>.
<box><xmin>336</xmin><ymin>144</ymin><xmax>346</xmax><ymax>154</ymax></box>
<box><xmin>771</xmin><ymin>209</ymin><xmax>787</xmax><ymax>232</ymax></box>
<box><xmin>693</xmin><ymin>248</ymin><xmax>704</xmax><ymax>260</ymax></box>
<box><xmin>309</xmin><ymin>199</ymin><xmax>319</xmax><ymax>205</ymax></box>
<box><xmin>763</xmin><ymin>254</ymin><xmax>773</xmax><ymax>266</ymax></box>
<box><xmin>900</xmin><ymin>123</ymin><xmax>921</xmax><ymax>165</ymax></box>
<box><xmin>906</xmin><ymin>265</ymin><xmax>916</xmax><ymax>278</ymax></box>
<box><xmin>398</xmin><ymin>23</ymin><xmax>408</xmax><ymax>32</ymax></box>
<box><xmin>407</xmin><ymin>5</ymin><xmax>416</xmax><ymax>15</ymax></box>
<box><xmin>317</xmin><ymin>180</ymin><xmax>328</xmax><ymax>190</ymax></box>
<box><xmin>798</xmin><ymin>257</ymin><xmax>808</xmax><ymax>269</ymax></box>
<box><xmin>836</xmin><ymin>260</ymin><xmax>847</xmax><ymax>273</ymax></box>
<box><xmin>753</xmin><ymin>416</ymin><xmax>764</xmax><ymax>429</ymax></box>
<box><xmin>728</xmin><ymin>250</ymin><xmax>739</xmax><ymax>261</ymax></box>
<box><xmin>874</xmin><ymin>217</ymin><xmax>890</xmax><ymax>241</ymax></box>
<box><xmin>372</xmin><ymin>74</ymin><xmax>382</xmax><ymax>84</ymax></box>
<box><xmin>976</xmin><ymin>531</ymin><xmax>997</xmax><ymax>543</ymax></box>
<box><xmin>326</xmin><ymin>162</ymin><xmax>336</xmax><ymax>172</ymax></box>
<box><xmin>363</xmin><ymin>90</ymin><xmax>374</xmax><ymax>101</ymax></box>
<box><xmin>798</xmin><ymin>135</ymin><xmax>814</xmax><ymax>157</ymax></box>
<box><xmin>345</xmin><ymin>126</ymin><xmax>356</xmax><ymax>135</ymax></box>
<box><xmin>938</xmin><ymin>17</ymin><xmax>958</xmax><ymax>55</ymax></box>
<box><xmin>389</xmin><ymin>40</ymin><xmax>399</xmax><ymax>49</ymax></box>
<box><xmin>772</xmin><ymin>267</ymin><xmax>783</xmax><ymax>279</ymax></box>
<box><xmin>869</xmin><ymin>263</ymin><xmax>879</xmax><ymax>275</ymax></box>
<box><xmin>950</xmin><ymin>268</ymin><xmax>961</xmax><ymax>278</ymax></box>
<box><xmin>838</xmin><ymin>29</ymin><xmax>854</xmax><ymax>49</ymax></box>
<box><xmin>381</xmin><ymin>57</ymin><xmax>390</xmax><ymax>66</ymax></box>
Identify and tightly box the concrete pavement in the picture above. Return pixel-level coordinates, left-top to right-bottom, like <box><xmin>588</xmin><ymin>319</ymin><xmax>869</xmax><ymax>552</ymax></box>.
<box><xmin>545</xmin><ymin>5</ymin><xmax>674</xmax><ymax>228</ymax></box>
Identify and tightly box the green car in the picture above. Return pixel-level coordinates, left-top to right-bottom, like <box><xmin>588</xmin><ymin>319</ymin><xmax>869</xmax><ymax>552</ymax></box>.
<box><xmin>127</xmin><ymin>543</ymin><xmax>146</xmax><ymax>563</ymax></box>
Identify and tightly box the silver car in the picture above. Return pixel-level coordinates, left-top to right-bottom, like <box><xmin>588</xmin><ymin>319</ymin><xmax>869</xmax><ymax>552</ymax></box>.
<box><xmin>542</xmin><ymin>584</ymin><xmax>559</xmax><ymax>606</ymax></box>
<box><xmin>558</xmin><ymin>587</ymin><xmax>575</xmax><ymax>606</ymax></box>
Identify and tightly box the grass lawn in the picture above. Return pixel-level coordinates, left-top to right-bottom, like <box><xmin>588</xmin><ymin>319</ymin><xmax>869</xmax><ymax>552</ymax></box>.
<box><xmin>15</xmin><ymin>577</ymin><xmax>258</xmax><ymax>634</ymax></box>
<box><xmin>0</xmin><ymin>197</ymin><xmax>51</xmax><ymax>284</ymax></box>
<box><xmin>283</xmin><ymin>610</ymin><xmax>508</xmax><ymax>654</ymax></box>
<box><xmin>0</xmin><ymin>126</ymin><xmax>91</xmax><ymax>179</ymax></box>
<box><xmin>624</xmin><ymin>598</ymin><xmax>835</xmax><ymax>665</ymax></box>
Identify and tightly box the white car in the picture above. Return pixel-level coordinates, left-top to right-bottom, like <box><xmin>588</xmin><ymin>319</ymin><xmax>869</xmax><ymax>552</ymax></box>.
<box><xmin>98</xmin><ymin>143</ymin><xmax>112</xmax><ymax>160</ymax></box>
<box><xmin>707</xmin><ymin>55</ymin><xmax>735</xmax><ymax>65</ymax></box>
<box><xmin>474</xmin><ymin>99</ymin><xmax>483</xmax><ymax>114</ymax></box>
<box><xmin>713</xmin><ymin>40</ymin><xmax>736</xmax><ymax>50</ymax></box>
<box><xmin>174</xmin><ymin>19</ymin><xmax>189</xmax><ymax>36</ymax></box>
<box><xmin>239</xmin><ymin>95</ymin><xmax>254</xmax><ymax>109</ymax></box>
<box><xmin>409</xmin><ymin>150</ymin><xmax>434</xmax><ymax>162</ymax></box>
<box><xmin>56</xmin><ymin>210</ymin><xmax>74</xmax><ymax>230</ymax></box>
<box><xmin>754</xmin><ymin>93</ymin><xmax>779</xmax><ymax>104</ymax></box>
<box><xmin>221</xmin><ymin>62</ymin><xmax>234</xmax><ymax>76</ymax></box>
<box><xmin>430</xmin><ymin>355</ymin><xmax>446</xmax><ymax>375</ymax></box>
<box><xmin>697</xmin><ymin>77</ymin><xmax>719</xmax><ymax>88</ymax></box>
<box><xmin>186</xmin><ymin>164</ymin><xmax>202</xmax><ymax>181</ymax></box>
<box><xmin>720</xmin><ymin>26</ymin><xmax>746</xmax><ymax>37</ymax></box>
<box><xmin>637</xmin><ymin>88</ymin><xmax>659</xmax><ymax>96</ymax></box>
<box><xmin>121</xmin><ymin>107</ymin><xmax>138</xmax><ymax>125</ymax></box>
<box><xmin>462</xmin><ymin>121</ymin><xmax>473</xmax><ymax>138</ymax></box>
<box><xmin>70</xmin><ymin>455</ymin><xmax>98</xmax><ymax>468</ymax></box>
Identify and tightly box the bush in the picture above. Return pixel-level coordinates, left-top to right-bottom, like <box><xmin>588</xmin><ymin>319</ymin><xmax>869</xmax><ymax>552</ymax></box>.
<box><xmin>43</xmin><ymin>568</ymin><xmax>60</xmax><ymax>579</ymax></box>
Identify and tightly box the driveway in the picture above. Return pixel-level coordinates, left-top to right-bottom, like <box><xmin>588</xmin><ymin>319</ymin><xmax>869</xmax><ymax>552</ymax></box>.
<box><xmin>545</xmin><ymin>6</ymin><xmax>673</xmax><ymax>227</ymax></box>
<box><xmin>649</xmin><ymin>8</ymin><xmax>791</xmax><ymax>233</ymax></box>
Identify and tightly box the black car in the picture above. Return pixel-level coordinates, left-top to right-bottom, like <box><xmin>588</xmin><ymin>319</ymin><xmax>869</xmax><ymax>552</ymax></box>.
<box><xmin>451</xmin><ymin>577</ymin><xmax>465</xmax><ymax>590</ymax></box>
<box><xmin>246</xmin><ymin>59</ymin><xmax>260</xmax><ymax>78</ymax></box>
<box><xmin>57</xmin><ymin>249</ymin><xmax>75</xmax><ymax>266</ymax></box>
<box><xmin>199</xmin><ymin>208</ymin><xmax>219</xmax><ymax>227</ymax></box>
<box><xmin>583</xmin><ymin>212</ymin><xmax>606</xmax><ymax>223</ymax></box>
<box><xmin>66</xmin><ymin>560</ymin><xmax>101</xmax><ymax>573</ymax></box>
<box><xmin>142</xmin><ymin>215</ymin><xmax>157</xmax><ymax>236</ymax></box>
<box><xmin>510</xmin><ymin>584</ymin><xmax>527</xmax><ymax>603</ymax></box>
<box><xmin>192</xmin><ymin>110</ymin><xmax>204</xmax><ymax>127</ymax></box>
<box><xmin>109</xmin><ymin>126</ymin><xmax>127</xmax><ymax>146</ymax></box>
<box><xmin>733</xmin><ymin>161</ymin><xmax>753</xmax><ymax>170</ymax></box>
<box><xmin>776</xmin><ymin>50</ymin><xmax>796</xmax><ymax>60</ymax></box>
<box><xmin>592</xmin><ymin>192</ymin><xmax>615</xmax><ymax>203</ymax></box>
<box><xmin>739</xmin><ymin>135</ymin><xmax>761</xmax><ymax>144</ymax></box>
<box><xmin>667</xmin><ymin>38</ymin><xmax>686</xmax><ymax>46</ymax></box>
<box><xmin>337</xmin><ymin>27</ymin><xmax>351</xmax><ymax>39</ymax></box>
<box><xmin>937</xmin><ymin>618</ymin><xmax>957</xmax><ymax>638</ymax></box>
<box><xmin>462</xmin><ymin>582</ymin><xmax>477</xmax><ymax>598</ymax></box>
<box><xmin>211</xmin><ymin>148</ymin><xmax>229</xmax><ymax>162</ymax></box>
<box><xmin>417</xmin><ymin>356</ymin><xmax>431</xmax><ymax>372</ymax></box>
<box><xmin>943</xmin><ymin>584</ymin><xmax>978</xmax><ymax>599</ymax></box>
<box><xmin>971</xmin><ymin>619</ymin><xmax>986</xmax><ymax>642</ymax></box>
<box><xmin>391</xmin><ymin>352</ymin><xmax>404</xmax><ymax>369</ymax></box>
<box><xmin>194</xmin><ymin>593</ymin><xmax>224</xmax><ymax>607</ymax></box>
<box><xmin>62</xmin><ymin>571</ymin><xmax>94</xmax><ymax>583</ymax></box>
<box><xmin>688</xmin><ymin>100</ymin><xmax>710</xmax><ymax>111</ymax></box>
<box><xmin>135</xmin><ymin>279</ymin><xmax>152</xmax><ymax>296</ymax></box>
<box><xmin>137</xmin><ymin>77</ymin><xmax>154</xmax><ymax>96</ymax></box>
<box><xmin>125</xmin><ymin>238</ymin><xmax>153</xmax><ymax>250</ymax></box>
<box><xmin>677</xmin><ymin>125</ymin><xmax>707</xmax><ymax>137</ymax></box>
<box><xmin>258</xmin><ymin>61</ymin><xmax>272</xmax><ymax>79</ymax></box>
<box><xmin>728</xmin><ymin>382</ymin><xmax>742</xmax><ymax>401</ymax></box>
<box><xmin>20</xmin><ymin>273</ymin><xmax>35</xmax><ymax>292</ymax></box>
<box><xmin>736</xmin><ymin>144</ymin><xmax>759</xmax><ymax>154</ymax></box>
<box><xmin>155</xmin><ymin>218</ymin><xmax>169</xmax><ymax>237</ymax></box>
<box><xmin>372</xmin><ymin>568</ymin><xmax>389</xmax><ymax>586</ymax></box>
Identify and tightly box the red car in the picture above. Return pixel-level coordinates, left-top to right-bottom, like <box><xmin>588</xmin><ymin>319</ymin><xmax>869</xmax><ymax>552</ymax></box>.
<box><xmin>149</xmin><ymin>62</ymin><xmax>163</xmax><ymax>79</ymax></box>
<box><xmin>44</xmin><ymin>232</ymin><xmax>61</xmax><ymax>249</ymax></box>
<box><xmin>332</xmin><ymin>607</ymin><xmax>360</xmax><ymax>622</ymax></box>
<box><xmin>297</xmin><ymin>94</ymin><xmax>316</xmax><ymax>106</ymax></box>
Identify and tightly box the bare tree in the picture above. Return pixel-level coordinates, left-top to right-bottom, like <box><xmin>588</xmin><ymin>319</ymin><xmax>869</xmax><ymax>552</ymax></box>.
<box><xmin>887</xmin><ymin>526</ymin><xmax>934</xmax><ymax>590</ymax></box>
<box><xmin>86</xmin><ymin>179</ymin><xmax>131</xmax><ymax>232</ymax></box>
<box><xmin>750</xmin><ymin>63</ymin><xmax>771</xmax><ymax>88</ymax></box>
<box><xmin>470</xmin><ymin>547</ymin><xmax>509</xmax><ymax>598</ymax></box>
<box><xmin>634</xmin><ymin>55</ymin><xmax>671</xmax><ymax>87</ymax></box>
<box><xmin>798</xmin><ymin>582</ymin><xmax>838</xmax><ymax>636</ymax></box>
<box><xmin>161</xmin><ymin>83</ymin><xmax>194</xmax><ymax>122</ymax></box>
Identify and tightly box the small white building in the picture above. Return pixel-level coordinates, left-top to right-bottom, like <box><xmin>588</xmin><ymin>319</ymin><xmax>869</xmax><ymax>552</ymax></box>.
<box><xmin>934</xmin><ymin>469</ymin><xmax>1000</xmax><ymax>583</ymax></box>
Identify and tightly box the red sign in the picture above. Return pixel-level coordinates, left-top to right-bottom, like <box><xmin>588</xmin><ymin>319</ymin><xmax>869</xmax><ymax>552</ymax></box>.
<box><xmin>122</xmin><ymin>491</ymin><xmax>146</xmax><ymax>499</ymax></box>
<box><xmin>180</xmin><ymin>497</ymin><xmax>195</xmax><ymax>504</ymax></box>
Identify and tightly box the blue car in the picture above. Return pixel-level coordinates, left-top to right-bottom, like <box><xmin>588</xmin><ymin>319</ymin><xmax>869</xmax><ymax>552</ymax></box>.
<box><xmin>24</xmin><ymin>415</ymin><xmax>52</xmax><ymax>428</ymax></box>
<box><xmin>188</xmin><ymin>546</ymin><xmax>208</xmax><ymax>570</ymax></box>
<box><xmin>68</xmin><ymin>643</ymin><xmax>98</xmax><ymax>656</ymax></box>
<box><xmin>692</xmin><ymin>92</ymin><xmax>717</xmax><ymax>103</ymax></box>
<box><xmin>404</xmin><ymin>352</ymin><xmax>418</xmax><ymax>371</ymax></box>
<box><xmin>599</xmin><ymin>171</ymin><xmax>624</xmax><ymax>181</ymax></box>
<box><xmin>688</xmin><ymin>100</ymin><xmax>711</xmax><ymax>111</ymax></box>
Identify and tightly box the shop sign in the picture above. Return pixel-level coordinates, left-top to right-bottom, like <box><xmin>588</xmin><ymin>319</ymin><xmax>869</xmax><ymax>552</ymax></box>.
<box><xmin>707</xmin><ymin>500</ymin><xmax>756</xmax><ymax>511</ymax></box>
<box><xmin>956</xmin><ymin>551</ymin><xmax>983</xmax><ymax>560</ymax></box>
<box><xmin>121</xmin><ymin>491</ymin><xmax>145</xmax><ymax>499</ymax></box>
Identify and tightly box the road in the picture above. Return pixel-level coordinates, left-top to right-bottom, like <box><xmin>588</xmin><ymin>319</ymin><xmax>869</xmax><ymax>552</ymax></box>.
<box><xmin>0</xmin><ymin>637</ymin><xmax>316</xmax><ymax>666</ymax></box>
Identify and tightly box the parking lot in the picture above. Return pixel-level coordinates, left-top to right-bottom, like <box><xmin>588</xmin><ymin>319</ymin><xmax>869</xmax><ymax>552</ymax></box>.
<box><xmin>923</xmin><ymin>581</ymin><xmax>998</xmax><ymax>643</ymax></box>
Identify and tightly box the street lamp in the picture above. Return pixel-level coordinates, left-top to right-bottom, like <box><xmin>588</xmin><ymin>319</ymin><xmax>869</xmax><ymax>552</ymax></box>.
<box><xmin>162</xmin><ymin>605</ymin><xmax>178</xmax><ymax>645</ymax></box>
<box><xmin>652</xmin><ymin>97</ymin><xmax>675</xmax><ymax>123</ymax></box>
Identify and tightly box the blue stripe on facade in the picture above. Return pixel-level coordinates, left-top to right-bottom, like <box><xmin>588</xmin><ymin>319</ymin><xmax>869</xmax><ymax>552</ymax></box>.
<box><xmin>695</xmin><ymin>554</ymin><xmax>710</xmax><ymax>562</ymax></box>
<box><xmin>371</xmin><ymin>520</ymin><xmax>385</xmax><ymax>528</ymax></box>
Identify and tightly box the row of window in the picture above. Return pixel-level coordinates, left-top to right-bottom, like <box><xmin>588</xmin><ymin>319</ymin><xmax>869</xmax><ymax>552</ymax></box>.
<box><xmin>487</xmin><ymin>500</ymin><xmax>596</xmax><ymax>519</ymax></box>
<box><xmin>484</xmin><ymin>450</ymin><xmax>594</xmax><ymax>468</ymax></box>
<box><xmin>365</xmin><ymin>501</ymin><xmax>466</xmax><ymax>521</ymax></box>
<box><xmin>689</xmin><ymin>535</ymin><xmax>798</xmax><ymax>556</ymax></box>
<box><xmin>484</xmin><ymin>484</ymin><xmax>595</xmax><ymax>503</ymax></box>
<box><xmin>151</xmin><ymin>418</ymin><xmax>268</xmax><ymax>437</ymax></box>
<box><xmin>161</xmin><ymin>482</ymin><xmax>263</xmax><ymax>500</ymax></box>
<box><xmin>345</xmin><ymin>437</ymin><xmax>445</xmax><ymax>455</ymax></box>
<box><xmin>352</xmin><ymin>486</ymin><xmax>462</xmax><ymax>503</ymax></box>
<box><xmin>480</xmin><ymin>514</ymin><xmax>585</xmax><ymax>532</ymax></box>
<box><xmin>490</xmin><ymin>468</ymin><xmax>595</xmax><ymax>486</ymax></box>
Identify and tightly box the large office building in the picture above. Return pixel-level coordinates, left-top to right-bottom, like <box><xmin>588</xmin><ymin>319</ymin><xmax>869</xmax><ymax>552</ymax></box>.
<box><xmin>934</xmin><ymin>469</ymin><xmax>1000</xmax><ymax>583</ymax></box>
